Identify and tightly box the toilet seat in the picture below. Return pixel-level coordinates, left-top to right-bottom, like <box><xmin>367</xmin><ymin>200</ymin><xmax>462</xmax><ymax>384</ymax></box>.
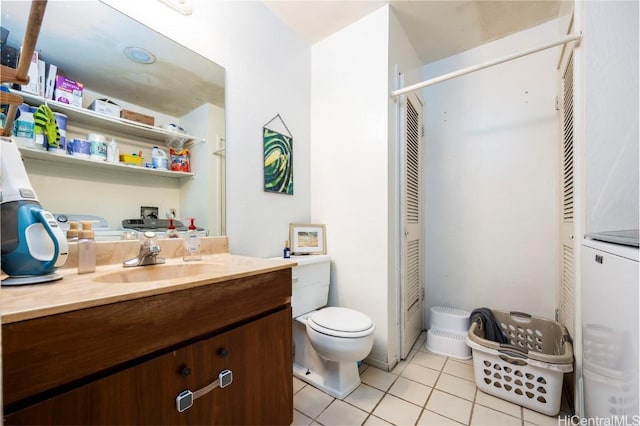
<box><xmin>307</xmin><ymin>307</ymin><xmax>375</xmax><ymax>338</ymax></box>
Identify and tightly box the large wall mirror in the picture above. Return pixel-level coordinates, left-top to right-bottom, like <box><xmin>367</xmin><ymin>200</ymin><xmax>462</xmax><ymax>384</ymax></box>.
<box><xmin>1</xmin><ymin>0</ymin><xmax>226</xmax><ymax>237</ymax></box>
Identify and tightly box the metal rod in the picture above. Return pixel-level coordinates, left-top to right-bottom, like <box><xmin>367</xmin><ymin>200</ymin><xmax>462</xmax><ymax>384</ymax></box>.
<box><xmin>391</xmin><ymin>33</ymin><xmax>582</xmax><ymax>97</ymax></box>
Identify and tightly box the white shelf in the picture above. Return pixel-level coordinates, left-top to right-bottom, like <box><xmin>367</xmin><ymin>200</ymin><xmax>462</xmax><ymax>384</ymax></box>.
<box><xmin>19</xmin><ymin>146</ymin><xmax>194</xmax><ymax>180</ymax></box>
<box><xmin>12</xmin><ymin>90</ymin><xmax>204</xmax><ymax>145</ymax></box>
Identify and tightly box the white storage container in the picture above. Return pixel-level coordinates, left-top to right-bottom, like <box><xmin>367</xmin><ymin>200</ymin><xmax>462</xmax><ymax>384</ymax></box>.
<box><xmin>430</xmin><ymin>306</ymin><xmax>470</xmax><ymax>331</ymax></box>
<box><xmin>426</xmin><ymin>306</ymin><xmax>471</xmax><ymax>360</ymax></box>
<box><xmin>466</xmin><ymin>309</ymin><xmax>573</xmax><ymax>416</ymax></box>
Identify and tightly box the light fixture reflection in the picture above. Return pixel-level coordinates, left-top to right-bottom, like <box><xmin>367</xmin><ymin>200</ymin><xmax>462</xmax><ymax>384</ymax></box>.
<box><xmin>124</xmin><ymin>46</ymin><xmax>156</xmax><ymax>64</ymax></box>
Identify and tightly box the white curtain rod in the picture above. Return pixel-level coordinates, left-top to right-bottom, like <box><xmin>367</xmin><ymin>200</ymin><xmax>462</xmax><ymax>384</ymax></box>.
<box><xmin>391</xmin><ymin>32</ymin><xmax>582</xmax><ymax>97</ymax></box>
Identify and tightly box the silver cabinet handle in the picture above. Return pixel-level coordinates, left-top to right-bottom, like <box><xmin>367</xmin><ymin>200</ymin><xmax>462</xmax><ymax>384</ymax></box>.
<box><xmin>176</xmin><ymin>369</ymin><xmax>233</xmax><ymax>412</ymax></box>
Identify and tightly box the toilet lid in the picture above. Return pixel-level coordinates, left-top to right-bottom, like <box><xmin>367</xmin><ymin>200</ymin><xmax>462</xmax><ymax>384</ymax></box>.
<box><xmin>308</xmin><ymin>307</ymin><xmax>374</xmax><ymax>337</ymax></box>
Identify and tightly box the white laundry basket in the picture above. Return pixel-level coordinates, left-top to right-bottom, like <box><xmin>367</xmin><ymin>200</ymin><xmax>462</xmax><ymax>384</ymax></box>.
<box><xmin>466</xmin><ymin>309</ymin><xmax>573</xmax><ymax>416</ymax></box>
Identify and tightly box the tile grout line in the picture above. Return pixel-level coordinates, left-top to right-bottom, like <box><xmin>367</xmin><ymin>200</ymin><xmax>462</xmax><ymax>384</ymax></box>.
<box><xmin>412</xmin><ymin>370</ymin><xmax>439</xmax><ymax>426</ymax></box>
<box><xmin>467</xmin><ymin>385</ymin><xmax>479</xmax><ymax>425</ymax></box>
<box><xmin>355</xmin><ymin>336</ymin><xmax>428</xmax><ymax>425</ymax></box>
<box><xmin>308</xmin><ymin>368</ymin><xmax>405</xmax><ymax>426</ymax></box>
<box><xmin>360</xmin><ymin>365</ymin><xmax>403</xmax><ymax>425</ymax></box>
<box><xmin>414</xmin><ymin>357</ymin><xmax>470</xmax><ymax>426</ymax></box>
<box><xmin>413</xmin><ymin>339</ymin><xmax>445</xmax><ymax>426</ymax></box>
<box><xmin>370</xmin><ymin>334</ymin><xmax>443</xmax><ymax>425</ymax></box>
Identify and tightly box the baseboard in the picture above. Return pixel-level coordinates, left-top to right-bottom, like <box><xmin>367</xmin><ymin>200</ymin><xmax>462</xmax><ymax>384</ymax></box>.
<box><xmin>364</xmin><ymin>354</ymin><xmax>397</xmax><ymax>372</ymax></box>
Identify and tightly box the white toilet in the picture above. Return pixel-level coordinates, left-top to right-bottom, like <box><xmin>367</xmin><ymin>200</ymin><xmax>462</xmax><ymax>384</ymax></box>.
<box><xmin>291</xmin><ymin>255</ymin><xmax>375</xmax><ymax>399</ymax></box>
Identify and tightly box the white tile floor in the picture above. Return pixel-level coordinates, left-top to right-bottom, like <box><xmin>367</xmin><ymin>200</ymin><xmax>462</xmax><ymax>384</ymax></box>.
<box><xmin>293</xmin><ymin>332</ymin><xmax>569</xmax><ymax>426</ymax></box>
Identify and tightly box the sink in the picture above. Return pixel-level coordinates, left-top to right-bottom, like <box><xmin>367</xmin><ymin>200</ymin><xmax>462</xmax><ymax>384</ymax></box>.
<box><xmin>92</xmin><ymin>263</ymin><xmax>222</xmax><ymax>283</ymax></box>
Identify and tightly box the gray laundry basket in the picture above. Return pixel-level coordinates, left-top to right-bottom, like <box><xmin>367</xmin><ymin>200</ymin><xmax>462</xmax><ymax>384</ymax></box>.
<box><xmin>466</xmin><ymin>310</ymin><xmax>573</xmax><ymax>416</ymax></box>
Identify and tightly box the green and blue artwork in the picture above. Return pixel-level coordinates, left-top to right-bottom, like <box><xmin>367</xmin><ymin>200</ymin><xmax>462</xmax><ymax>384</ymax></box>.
<box><xmin>263</xmin><ymin>127</ymin><xmax>293</xmax><ymax>195</ymax></box>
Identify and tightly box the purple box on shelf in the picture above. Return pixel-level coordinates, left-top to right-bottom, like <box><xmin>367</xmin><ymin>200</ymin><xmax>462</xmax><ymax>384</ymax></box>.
<box><xmin>54</xmin><ymin>76</ymin><xmax>83</xmax><ymax>108</ymax></box>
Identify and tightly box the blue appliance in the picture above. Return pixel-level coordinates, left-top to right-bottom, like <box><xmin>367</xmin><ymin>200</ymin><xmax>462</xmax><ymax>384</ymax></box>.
<box><xmin>1</xmin><ymin>137</ymin><xmax>68</xmax><ymax>285</ymax></box>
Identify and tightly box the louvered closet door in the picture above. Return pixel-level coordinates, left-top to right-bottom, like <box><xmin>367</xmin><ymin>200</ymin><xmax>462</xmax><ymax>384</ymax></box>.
<box><xmin>559</xmin><ymin>48</ymin><xmax>576</xmax><ymax>339</ymax></box>
<box><xmin>400</xmin><ymin>92</ymin><xmax>424</xmax><ymax>358</ymax></box>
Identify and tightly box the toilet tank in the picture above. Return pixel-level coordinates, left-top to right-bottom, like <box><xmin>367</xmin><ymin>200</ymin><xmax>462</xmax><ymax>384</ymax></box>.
<box><xmin>291</xmin><ymin>255</ymin><xmax>330</xmax><ymax>318</ymax></box>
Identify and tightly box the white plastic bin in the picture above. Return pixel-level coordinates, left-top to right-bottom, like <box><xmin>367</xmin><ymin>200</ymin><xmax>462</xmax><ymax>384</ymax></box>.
<box><xmin>466</xmin><ymin>309</ymin><xmax>573</xmax><ymax>416</ymax></box>
<box><xmin>426</xmin><ymin>306</ymin><xmax>471</xmax><ymax>360</ymax></box>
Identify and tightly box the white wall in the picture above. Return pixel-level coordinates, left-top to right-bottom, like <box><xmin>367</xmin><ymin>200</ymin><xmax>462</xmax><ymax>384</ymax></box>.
<box><xmin>311</xmin><ymin>5</ymin><xmax>392</xmax><ymax>368</ymax></box>
<box><xmin>97</xmin><ymin>0</ymin><xmax>312</xmax><ymax>256</ymax></box>
<box><xmin>583</xmin><ymin>0</ymin><xmax>639</xmax><ymax>234</ymax></box>
<box><xmin>423</xmin><ymin>20</ymin><xmax>561</xmax><ymax>323</ymax></box>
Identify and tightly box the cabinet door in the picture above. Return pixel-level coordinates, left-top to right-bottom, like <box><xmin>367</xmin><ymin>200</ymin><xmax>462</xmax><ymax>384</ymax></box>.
<box><xmin>4</xmin><ymin>307</ymin><xmax>293</xmax><ymax>425</ymax></box>
<box><xmin>581</xmin><ymin>243</ymin><xmax>639</xmax><ymax>420</ymax></box>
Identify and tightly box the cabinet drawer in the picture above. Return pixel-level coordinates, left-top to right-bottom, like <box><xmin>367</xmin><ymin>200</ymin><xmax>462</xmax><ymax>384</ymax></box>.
<box><xmin>4</xmin><ymin>307</ymin><xmax>293</xmax><ymax>425</ymax></box>
<box><xmin>3</xmin><ymin>269</ymin><xmax>291</xmax><ymax>409</ymax></box>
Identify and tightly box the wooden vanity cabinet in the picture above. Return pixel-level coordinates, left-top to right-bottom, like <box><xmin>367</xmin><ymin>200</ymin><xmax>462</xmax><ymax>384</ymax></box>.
<box><xmin>3</xmin><ymin>268</ymin><xmax>293</xmax><ymax>425</ymax></box>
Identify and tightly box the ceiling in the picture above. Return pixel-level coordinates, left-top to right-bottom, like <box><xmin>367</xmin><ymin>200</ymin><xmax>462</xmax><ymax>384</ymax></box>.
<box><xmin>263</xmin><ymin>0</ymin><xmax>564</xmax><ymax>64</ymax></box>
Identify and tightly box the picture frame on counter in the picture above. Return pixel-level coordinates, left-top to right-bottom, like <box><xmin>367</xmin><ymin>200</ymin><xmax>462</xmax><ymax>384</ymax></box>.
<box><xmin>289</xmin><ymin>224</ymin><xmax>326</xmax><ymax>255</ymax></box>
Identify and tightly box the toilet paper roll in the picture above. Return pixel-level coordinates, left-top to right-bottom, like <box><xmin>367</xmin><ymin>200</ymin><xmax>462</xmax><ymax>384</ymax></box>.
<box><xmin>68</xmin><ymin>138</ymin><xmax>91</xmax><ymax>158</ymax></box>
<box><xmin>90</xmin><ymin>140</ymin><xmax>107</xmax><ymax>161</ymax></box>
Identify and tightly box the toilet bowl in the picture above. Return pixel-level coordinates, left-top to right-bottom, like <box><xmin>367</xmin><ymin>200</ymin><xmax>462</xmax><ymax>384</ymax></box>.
<box><xmin>287</xmin><ymin>255</ymin><xmax>376</xmax><ymax>399</ymax></box>
<box><xmin>294</xmin><ymin>307</ymin><xmax>375</xmax><ymax>399</ymax></box>
<box><xmin>306</xmin><ymin>307</ymin><xmax>375</xmax><ymax>362</ymax></box>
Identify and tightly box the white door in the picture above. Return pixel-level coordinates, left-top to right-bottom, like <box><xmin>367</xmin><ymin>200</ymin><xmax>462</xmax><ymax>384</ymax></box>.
<box><xmin>558</xmin><ymin>41</ymin><xmax>577</xmax><ymax>339</ymax></box>
<box><xmin>400</xmin><ymin>92</ymin><xmax>424</xmax><ymax>358</ymax></box>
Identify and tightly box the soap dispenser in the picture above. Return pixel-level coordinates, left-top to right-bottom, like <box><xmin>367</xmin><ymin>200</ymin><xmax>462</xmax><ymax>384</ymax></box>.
<box><xmin>166</xmin><ymin>217</ymin><xmax>179</xmax><ymax>239</ymax></box>
<box><xmin>78</xmin><ymin>221</ymin><xmax>96</xmax><ymax>274</ymax></box>
<box><xmin>66</xmin><ymin>221</ymin><xmax>80</xmax><ymax>242</ymax></box>
<box><xmin>183</xmin><ymin>218</ymin><xmax>202</xmax><ymax>261</ymax></box>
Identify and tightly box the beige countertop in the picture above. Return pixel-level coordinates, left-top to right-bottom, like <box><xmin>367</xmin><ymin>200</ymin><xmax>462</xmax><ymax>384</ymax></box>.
<box><xmin>1</xmin><ymin>237</ymin><xmax>296</xmax><ymax>324</ymax></box>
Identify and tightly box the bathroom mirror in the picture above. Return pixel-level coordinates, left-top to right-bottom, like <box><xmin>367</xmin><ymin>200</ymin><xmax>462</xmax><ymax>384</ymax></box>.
<box><xmin>1</xmin><ymin>0</ymin><xmax>226</xmax><ymax>236</ymax></box>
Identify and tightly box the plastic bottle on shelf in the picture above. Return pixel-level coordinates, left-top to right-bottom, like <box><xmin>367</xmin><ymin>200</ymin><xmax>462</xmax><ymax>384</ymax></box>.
<box><xmin>106</xmin><ymin>139</ymin><xmax>119</xmax><ymax>163</ymax></box>
<box><xmin>183</xmin><ymin>218</ymin><xmax>202</xmax><ymax>261</ymax></box>
<box><xmin>78</xmin><ymin>221</ymin><xmax>96</xmax><ymax>274</ymax></box>
<box><xmin>283</xmin><ymin>240</ymin><xmax>291</xmax><ymax>259</ymax></box>
<box><xmin>12</xmin><ymin>104</ymin><xmax>35</xmax><ymax>148</ymax></box>
<box><xmin>166</xmin><ymin>217</ymin><xmax>180</xmax><ymax>239</ymax></box>
<box><xmin>151</xmin><ymin>146</ymin><xmax>168</xmax><ymax>170</ymax></box>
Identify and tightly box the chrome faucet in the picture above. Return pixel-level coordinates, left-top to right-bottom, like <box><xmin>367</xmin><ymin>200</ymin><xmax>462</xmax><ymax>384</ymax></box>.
<box><xmin>123</xmin><ymin>231</ymin><xmax>166</xmax><ymax>267</ymax></box>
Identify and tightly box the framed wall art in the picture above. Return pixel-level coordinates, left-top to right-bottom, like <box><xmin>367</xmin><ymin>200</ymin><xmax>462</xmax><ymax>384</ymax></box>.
<box><xmin>289</xmin><ymin>224</ymin><xmax>326</xmax><ymax>255</ymax></box>
<box><xmin>263</xmin><ymin>113</ymin><xmax>293</xmax><ymax>195</ymax></box>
